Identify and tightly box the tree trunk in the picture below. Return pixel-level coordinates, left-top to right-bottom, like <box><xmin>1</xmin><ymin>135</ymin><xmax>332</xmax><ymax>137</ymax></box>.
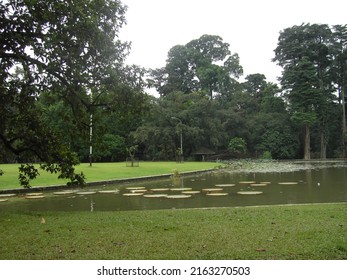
<box><xmin>304</xmin><ymin>124</ymin><xmax>311</xmax><ymax>160</ymax></box>
<box><xmin>342</xmin><ymin>83</ymin><xmax>346</xmax><ymax>158</ymax></box>
<box><xmin>320</xmin><ymin>132</ymin><xmax>327</xmax><ymax>159</ymax></box>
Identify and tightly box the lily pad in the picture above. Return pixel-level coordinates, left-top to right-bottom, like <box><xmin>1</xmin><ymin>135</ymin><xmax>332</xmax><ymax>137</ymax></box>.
<box><xmin>206</xmin><ymin>192</ymin><xmax>229</xmax><ymax>196</ymax></box>
<box><xmin>130</xmin><ymin>189</ymin><xmax>147</xmax><ymax>193</ymax></box>
<box><xmin>250</xmin><ymin>183</ymin><xmax>268</xmax><ymax>187</ymax></box>
<box><xmin>237</xmin><ymin>191</ymin><xmax>263</xmax><ymax>195</ymax></box>
<box><xmin>76</xmin><ymin>191</ymin><xmax>96</xmax><ymax>195</ymax></box>
<box><xmin>202</xmin><ymin>188</ymin><xmax>223</xmax><ymax>192</ymax></box>
<box><xmin>239</xmin><ymin>181</ymin><xmax>256</xmax><ymax>184</ymax></box>
<box><xmin>278</xmin><ymin>182</ymin><xmax>298</xmax><ymax>185</ymax></box>
<box><xmin>53</xmin><ymin>191</ymin><xmax>76</xmax><ymax>195</ymax></box>
<box><xmin>122</xmin><ymin>193</ymin><xmax>143</xmax><ymax>196</ymax></box>
<box><xmin>26</xmin><ymin>192</ymin><xmax>44</xmax><ymax>196</ymax></box>
<box><xmin>126</xmin><ymin>187</ymin><xmax>146</xmax><ymax>190</ymax></box>
<box><xmin>170</xmin><ymin>187</ymin><xmax>192</xmax><ymax>191</ymax></box>
<box><xmin>143</xmin><ymin>194</ymin><xmax>168</xmax><ymax>198</ymax></box>
<box><xmin>165</xmin><ymin>194</ymin><xmax>191</xmax><ymax>199</ymax></box>
<box><xmin>215</xmin><ymin>184</ymin><xmax>236</xmax><ymax>187</ymax></box>
<box><xmin>181</xmin><ymin>190</ymin><xmax>201</xmax><ymax>194</ymax></box>
<box><xmin>25</xmin><ymin>195</ymin><xmax>45</xmax><ymax>199</ymax></box>
<box><xmin>0</xmin><ymin>194</ymin><xmax>16</xmax><ymax>198</ymax></box>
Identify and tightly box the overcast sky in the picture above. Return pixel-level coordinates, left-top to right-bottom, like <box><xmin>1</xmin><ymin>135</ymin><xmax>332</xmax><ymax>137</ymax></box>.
<box><xmin>119</xmin><ymin>0</ymin><xmax>346</xmax><ymax>84</ymax></box>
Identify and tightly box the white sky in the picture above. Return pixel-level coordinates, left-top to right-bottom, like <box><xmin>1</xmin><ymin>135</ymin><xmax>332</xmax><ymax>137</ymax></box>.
<box><xmin>119</xmin><ymin>0</ymin><xmax>346</xmax><ymax>84</ymax></box>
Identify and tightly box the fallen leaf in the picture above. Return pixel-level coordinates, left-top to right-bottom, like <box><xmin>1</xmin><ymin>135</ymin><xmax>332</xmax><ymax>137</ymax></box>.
<box><xmin>112</xmin><ymin>242</ymin><xmax>127</xmax><ymax>246</ymax></box>
<box><xmin>256</xmin><ymin>248</ymin><xmax>266</xmax><ymax>252</ymax></box>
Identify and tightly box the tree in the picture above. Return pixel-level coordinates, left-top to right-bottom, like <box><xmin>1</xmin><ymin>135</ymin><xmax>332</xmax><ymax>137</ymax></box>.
<box><xmin>243</xmin><ymin>74</ymin><xmax>267</xmax><ymax>97</ymax></box>
<box><xmin>164</xmin><ymin>45</ymin><xmax>198</xmax><ymax>95</ymax></box>
<box><xmin>282</xmin><ymin>57</ymin><xmax>321</xmax><ymax>159</ymax></box>
<box><xmin>228</xmin><ymin>137</ymin><xmax>247</xmax><ymax>158</ymax></box>
<box><xmin>132</xmin><ymin>91</ymin><xmax>228</xmax><ymax>160</ymax></box>
<box><xmin>0</xmin><ymin>0</ymin><xmax>129</xmax><ymax>186</ymax></box>
<box><xmin>274</xmin><ymin>23</ymin><xmax>335</xmax><ymax>159</ymax></box>
<box><xmin>149</xmin><ymin>35</ymin><xmax>243</xmax><ymax>98</ymax></box>
<box><xmin>331</xmin><ymin>25</ymin><xmax>347</xmax><ymax>157</ymax></box>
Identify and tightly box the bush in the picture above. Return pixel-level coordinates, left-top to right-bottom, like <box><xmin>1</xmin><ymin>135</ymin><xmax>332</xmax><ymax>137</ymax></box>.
<box><xmin>228</xmin><ymin>137</ymin><xmax>247</xmax><ymax>158</ymax></box>
<box><xmin>260</xmin><ymin>151</ymin><xmax>272</xmax><ymax>160</ymax></box>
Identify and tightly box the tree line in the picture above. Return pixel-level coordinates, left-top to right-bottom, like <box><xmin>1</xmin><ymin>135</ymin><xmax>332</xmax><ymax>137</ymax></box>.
<box><xmin>0</xmin><ymin>0</ymin><xmax>346</xmax><ymax>186</ymax></box>
<box><xmin>136</xmin><ymin>25</ymin><xmax>347</xmax><ymax>161</ymax></box>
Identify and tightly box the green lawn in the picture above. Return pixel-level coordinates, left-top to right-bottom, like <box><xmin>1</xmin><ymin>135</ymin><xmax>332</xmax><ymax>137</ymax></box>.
<box><xmin>0</xmin><ymin>203</ymin><xmax>346</xmax><ymax>260</ymax></box>
<box><xmin>0</xmin><ymin>162</ymin><xmax>221</xmax><ymax>190</ymax></box>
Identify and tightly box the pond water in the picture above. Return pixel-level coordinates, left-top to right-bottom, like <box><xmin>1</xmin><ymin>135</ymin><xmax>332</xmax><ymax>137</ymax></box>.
<box><xmin>0</xmin><ymin>165</ymin><xmax>346</xmax><ymax>212</ymax></box>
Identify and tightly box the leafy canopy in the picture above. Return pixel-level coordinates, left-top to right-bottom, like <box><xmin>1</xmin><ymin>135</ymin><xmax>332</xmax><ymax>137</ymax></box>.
<box><xmin>149</xmin><ymin>34</ymin><xmax>243</xmax><ymax>98</ymax></box>
<box><xmin>0</xmin><ymin>0</ymin><xmax>129</xmax><ymax>187</ymax></box>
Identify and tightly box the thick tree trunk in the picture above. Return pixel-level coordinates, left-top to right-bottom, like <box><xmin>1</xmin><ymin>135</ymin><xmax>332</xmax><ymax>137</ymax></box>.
<box><xmin>304</xmin><ymin>124</ymin><xmax>311</xmax><ymax>160</ymax></box>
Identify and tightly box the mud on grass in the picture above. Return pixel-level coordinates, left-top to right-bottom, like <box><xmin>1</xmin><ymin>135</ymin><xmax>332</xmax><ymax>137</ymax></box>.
<box><xmin>0</xmin><ymin>203</ymin><xmax>346</xmax><ymax>260</ymax></box>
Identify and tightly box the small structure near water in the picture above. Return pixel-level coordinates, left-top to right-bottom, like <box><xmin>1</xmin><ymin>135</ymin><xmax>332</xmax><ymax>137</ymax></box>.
<box><xmin>191</xmin><ymin>147</ymin><xmax>215</xmax><ymax>161</ymax></box>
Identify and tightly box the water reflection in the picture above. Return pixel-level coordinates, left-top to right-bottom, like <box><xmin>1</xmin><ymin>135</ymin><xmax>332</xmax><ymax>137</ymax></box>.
<box><xmin>0</xmin><ymin>166</ymin><xmax>346</xmax><ymax>212</ymax></box>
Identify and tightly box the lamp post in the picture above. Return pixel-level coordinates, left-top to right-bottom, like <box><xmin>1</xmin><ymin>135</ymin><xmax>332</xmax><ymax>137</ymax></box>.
<box><xmin>89</xmin><ymin>92</ymin><xmax>93</xmax><ymax>167</ymax></box>
<box><xmin>89</xmin><ymin>111</ymin><xmax>93</xmax><ymax>167</ymax></box>
<box><xmin>171</xmin><ymin>117</ymin><xmax>183</xmax><ymax>162</ymax></box>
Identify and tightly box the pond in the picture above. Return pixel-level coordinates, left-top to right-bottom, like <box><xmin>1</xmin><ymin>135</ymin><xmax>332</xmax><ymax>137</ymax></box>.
<box><xmin>0</xmin><ymin>164</ymin><xmax>346</xmax><ymax>212</ymax></box>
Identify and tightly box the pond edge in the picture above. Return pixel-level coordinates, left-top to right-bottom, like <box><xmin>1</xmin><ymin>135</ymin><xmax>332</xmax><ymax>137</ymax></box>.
<box><xmin>0</xmin><ymin>168</ymin><xmax>215</xmax><ymax>194</ymax></box>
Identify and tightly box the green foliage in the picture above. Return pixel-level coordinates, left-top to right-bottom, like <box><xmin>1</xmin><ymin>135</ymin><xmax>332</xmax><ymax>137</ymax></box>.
<box><xmin>258</xmin><ymin>128</ymin><xmax>299</xmax><ymax>159</ymax></box>
<box><xmin>0</xmin><ymin>0</ymin><xmax>133</xmax><ymax>186</ymax></box>
<box><xmin>260</xmin><ymin>151</ymin><xmax>272</xmax><ymax>160</ymax></box>
<box><xmin>150</xmin><ymin>34</ymin><xmax>243</xmax><ymax>98</ymax></box>
<box><xmin>40</xmin><ymin>149</ymin><xmax>85</xmax><ymax>187</ymax></box>
<box><xmin>127</xmin><ymin>145</ymin><xmax>138</xmax><ymax>160</ymax></box>
<box><xmin>99</xmin><ymin>134</ymin><xmax>127</xmax><ymax>162</ymax></box>
<box><xmin>18</xmin><ymin>164</ymin><xmax>40</xmax><ymax>188</ymax></box>
<box><xmin>274</xmin><ymin>23</ymin><xmax>346</xmax><ymax>159</ymax></box>
<box><xmin>228</xmin><ymin>137</ymin><xmax>247</xmax><ymax>157</ymax></box>
<box><xmin>132</xmin><ymin>91</ymin><xmax>229</xmax><ymax>160</ymax></box>
<box><xmin>291</xmin><ymin>111</ymin><xmax>317</xmax><ymax>126</ymax></box>
<box><xmin>2</xmin><ymin>10</ymin><xmax>347</xmax><ymax>179</ymax></box>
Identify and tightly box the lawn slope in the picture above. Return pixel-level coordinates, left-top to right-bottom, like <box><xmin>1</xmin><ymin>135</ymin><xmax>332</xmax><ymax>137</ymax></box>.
<box><xmin>0</xmin><ymin>203</ymin><xmax>346</xmax><ymax>260</ymax></box>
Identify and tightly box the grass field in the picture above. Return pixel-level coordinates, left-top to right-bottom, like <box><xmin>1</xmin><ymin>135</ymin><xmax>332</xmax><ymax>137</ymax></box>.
<box><xmin>0</xmin><ymin>203</ymin><xmax>346</xmax><ymax>260</ymax></box>
<box><xmin>0</xmin><ymin>161</ymin><xmax>220</xmax><ymax>190</ymax></box>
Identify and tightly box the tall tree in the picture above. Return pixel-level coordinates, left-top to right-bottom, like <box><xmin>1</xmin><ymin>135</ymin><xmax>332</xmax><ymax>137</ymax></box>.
<box><xmin>282</xmin><ymin>57</ymin><xmax>321</xmax><ymax>159</ymax></box>
<box><xmin>0</xmin><ymin>0</ymin><xmax>130</xmax><ymax>186</ymax></box>
<box><xmin>274</xmin><ymin>23</ymin><xmax>335</xmax><ymax>159</ymax></box>
<box><xmin>243</xmin><ymin>74</ymin><xmax>267</xmax><ymax>97</ymax></box>
<box><xmin>331</xmin><ymin>25</ymin><xmax>347</xmax><ymax>156</ymax></box>
<box><xmin>149</xmin><ymin>35</ymin><xmax>243</xmax><ymax>99</ymax></box>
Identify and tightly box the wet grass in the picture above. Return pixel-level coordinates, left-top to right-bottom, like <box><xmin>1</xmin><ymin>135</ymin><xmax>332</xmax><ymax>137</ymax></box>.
<box><xmin>0</xmin><ymin>162</ymin><xmax>220</xmax><ymax>190</ymax></box>
<box><xmin>0</xmin><ymin>203</ymin><xmax>346</xmax><ymax>260</ymax></box>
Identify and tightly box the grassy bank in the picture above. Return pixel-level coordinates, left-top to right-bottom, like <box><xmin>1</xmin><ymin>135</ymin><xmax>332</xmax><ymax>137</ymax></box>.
<box><xmin>0</xmin><ymin>162</ymin><xmax>220</xmax><ymax>190</ymax></box>
<box><xmin>0</xmin><ymin>203</ymin><xmax>346</xmax><ymax>260</ymax></box>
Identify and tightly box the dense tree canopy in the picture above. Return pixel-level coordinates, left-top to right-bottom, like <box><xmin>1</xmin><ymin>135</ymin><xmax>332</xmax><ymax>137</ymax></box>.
<box><xmin>274</xmin><ymin>23</ymin><xmax>346</xmax><ymax>159</ymax></box>
<box><xmin>138</xmin><ymin>27</ymin><xmax>346</xmax><ymax>161</ymax></box>
<box><xmin>1</xmin><ymin>2</ymin><xmax>346</xmax><ymax>189</ymax></box>
<box><xmin>0</xmin><ymin>0</ymin><xmax>147</xmax><ymax>187</ymax></box>
<box><xmin>148</xmin><ymin>35</ymin><xmax>243</xmax><ymax>99</ymax></box>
